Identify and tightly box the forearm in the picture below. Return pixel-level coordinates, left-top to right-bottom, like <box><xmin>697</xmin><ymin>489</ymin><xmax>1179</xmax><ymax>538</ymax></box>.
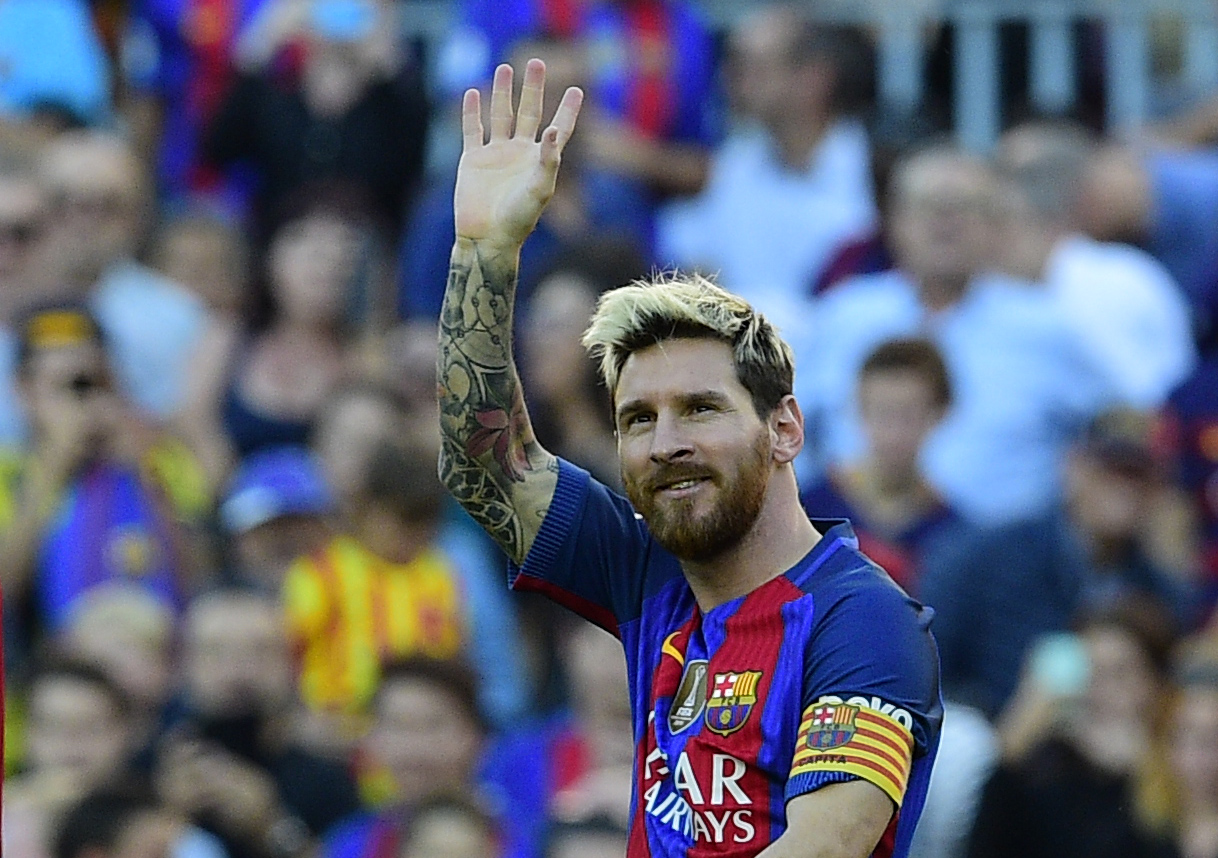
<box><xmin>757</xmin><ymin>782</ymin><xmax>893</xmax><ymax>858</ymax></box>
<box><xmin>436</xmin><ymin>237</ymin><xmax>556</xmax><ymax>564</ymax></box>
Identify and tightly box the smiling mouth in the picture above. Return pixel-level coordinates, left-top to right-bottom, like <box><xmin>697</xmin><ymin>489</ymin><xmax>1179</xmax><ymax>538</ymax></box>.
<box><xmin>656</xmin><ymin>476</ymin><xmax>710</xmax><ymax>494</ymax></box>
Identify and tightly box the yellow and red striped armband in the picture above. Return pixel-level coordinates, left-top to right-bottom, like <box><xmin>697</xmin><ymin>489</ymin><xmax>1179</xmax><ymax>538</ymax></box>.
<box><xmin>789</xmin><ymin>695</ymin><xmax>915</xmax><ymax>806</ymax></box>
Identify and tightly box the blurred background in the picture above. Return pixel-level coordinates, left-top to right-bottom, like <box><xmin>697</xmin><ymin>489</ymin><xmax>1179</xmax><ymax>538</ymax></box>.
<box><xmin>3</xmin><ymin>1</ymin><xmax>1218</xmax><ymax>856</ymax></box>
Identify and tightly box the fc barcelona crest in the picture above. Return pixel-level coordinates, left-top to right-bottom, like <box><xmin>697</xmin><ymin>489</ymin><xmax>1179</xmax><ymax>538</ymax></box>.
<box><xmin>705</xmin><ymin>671</ymin><xmax>762</xmax><ymax>736</ymax></box>
<box><xmin>807</xmin><ymin>703</ymin><xmax>860</xmax><ymax>750</ymax></box>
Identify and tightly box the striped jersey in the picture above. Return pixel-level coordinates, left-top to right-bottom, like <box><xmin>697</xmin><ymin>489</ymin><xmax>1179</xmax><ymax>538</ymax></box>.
<box><xmin>284</xmin><ymin>535</ymin><xmax>465</xmax><ymax>713</ymax></box>
<box><xmin>510</xmin><ymin>461</ymin><xmax>942</xmax><ymax>857</ymax></box>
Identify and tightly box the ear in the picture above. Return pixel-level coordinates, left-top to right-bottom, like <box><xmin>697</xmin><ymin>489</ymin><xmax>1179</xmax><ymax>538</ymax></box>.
<box><xmin>768</xmin><ymin>394</ymin><xmax>805</xmax><ymax>465</ymax></box>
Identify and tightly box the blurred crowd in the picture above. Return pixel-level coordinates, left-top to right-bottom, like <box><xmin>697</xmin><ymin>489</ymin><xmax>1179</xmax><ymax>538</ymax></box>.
<box><xmin>2</xmin><ymin>1</ymin><xmax>1218</xmax><ymax>857</ymax></box>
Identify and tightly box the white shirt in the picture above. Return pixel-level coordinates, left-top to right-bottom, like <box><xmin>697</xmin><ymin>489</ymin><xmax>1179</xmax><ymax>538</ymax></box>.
<box><xmin>656</xmin><ymin>120</ymin><xmax>877</xmax><ymax>320</ymax></box>
<box><xmin>1045</xmin><ymin>234</ymin><xmax>1196</xmax><ymax>408</ymax></box>
<box><xmin>795</xmin><ymin>269</ymin><xmax>1117</xmax><ymax>524</ymax></box>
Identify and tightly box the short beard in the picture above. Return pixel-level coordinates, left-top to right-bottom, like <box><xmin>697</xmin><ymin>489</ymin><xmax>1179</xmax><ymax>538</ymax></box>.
<box><xmin>625</xmin><ymin>429</ymin><xmax>771</xmax><ymax>563</ymax></box>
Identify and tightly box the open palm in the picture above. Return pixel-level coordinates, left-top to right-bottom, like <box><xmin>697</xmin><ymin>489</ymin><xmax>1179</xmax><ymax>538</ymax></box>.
<box><xmin>455</xmin><ymin>59</ymin><xmax>584</xmax><ymax>247</ymax></box>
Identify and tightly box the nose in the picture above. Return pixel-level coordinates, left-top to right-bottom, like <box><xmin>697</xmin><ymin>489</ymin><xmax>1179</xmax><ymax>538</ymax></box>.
<box><xmin>649</xmin><ymin>411</ymin><xmax>694</xmax><ymax>463</ymax></box>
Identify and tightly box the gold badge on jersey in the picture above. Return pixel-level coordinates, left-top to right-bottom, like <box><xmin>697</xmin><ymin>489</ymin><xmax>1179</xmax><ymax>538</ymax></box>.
<box><xmin>668</xmin><ymin>659</ymin><xmax>709</xmax><ymax>734</ymax></box>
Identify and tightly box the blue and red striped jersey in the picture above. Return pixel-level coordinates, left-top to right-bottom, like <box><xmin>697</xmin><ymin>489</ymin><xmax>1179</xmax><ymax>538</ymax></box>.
<box><xmin>511</xmin><ymin>461</ymin><xmax>942</xmax><ymax>857</ymax></box>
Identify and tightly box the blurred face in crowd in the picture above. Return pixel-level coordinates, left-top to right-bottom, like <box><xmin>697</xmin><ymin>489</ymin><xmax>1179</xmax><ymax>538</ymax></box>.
<box><xmin>64</xmin><ymin>587</ymin><xmax>175</xmax><ymax>716</ymax></box>
<box><xmin>858</xmin><ymin>369</ymin><xmax>945</xmax><ymax>479</ymax></box>
<box><xmin>564</xmin><ymin>622</ymin><xmax>631</xmax><ymax>729</ymax></box>
<box><xmin>1169</xmin><ymin>684</ymin><xmax>1218</xmax><ymax>803</ymax></box>
<box><xmin>269</xmin><ymin>212</ymin><xmax>359</xmax><ymax>327</ymax></box>
<box><xmin>314</xmin><ymin>390</ymin><xmax>403</xmax><ymax>506</ymax></box>
<box><xmin>368</xmin><ymin>676</ymin><xmax>482</xmax><ymax>806</ymax></box>
<box><xmin>728</xmin><ymin>9</ymin><xmax>828</xmax><ymax>129</ymax></box>
<box><xmin>20</xmin><ymin>339</ymin><xmax>121</xmax><ymax>455</ymax></box>
<box><xmin>39</xmin><ymin>133</ymin><xmax>148</xmax><ymax>287</ymax></box>
<box><xmin>184</xmin><ymin>593</ymin><xmax>293</xmax><ymax>717</ymax></box>
<box><xmin>0</xmin><ymin>172</ymin><xmax>47</xmax><ymax>295</ymax></box>
<box><xmin>890</xmin><ymin>153</ymin><xmax>998</xmax><ymax>287</ymax></box>
<box><xmin>151</xmin><ymin>219</ymin><xmax>247</xmax><ymax>314</ymax></box>
<box><xmin>304</xmin><ymin>0</ymin><xmax>394</xmax><ymax>113</ymax></box>
<box><xmin>1080</xmin><ymin>624</ymin><xmax>1160</xmax><ymax>727</ymax></box>
<box><xmin>233</xmin><ymin>514</ymin><xmax>330</xmax><ymax>591</ymax></box>
<box><xmin>1066</xmin><ymin>451</ymin><xmax>1154</xmax><ymax>544</ymax></box>
<box><xmin>400</xmin><ymin>806</ymin><xmax>495</xmax><ymax>858</ymax></box>
<box><xmin>523</xmin><ymin>272</ymin><xmax>598</xmax><ymax>403</ymax></box>
<box><xmin>27</xmin><ymin>673</ymin><xmax>132</xmax><ymax>787</ymax></box>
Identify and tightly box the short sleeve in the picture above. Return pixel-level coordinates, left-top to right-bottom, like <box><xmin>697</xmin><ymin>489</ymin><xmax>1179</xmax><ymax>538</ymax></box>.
<box><xmin>786</xmin><ymin>577</ymin><xmax>941</xmax><ymax>808</ymax></box>
<box><xmin>282</xmin><ymin>556</ymin><xmax>330</xmax><ymax>643</ymax></box>
<box><xmin>508</xmin><ymin>459</ymin><xmax>679</xmax><ymax>635</ymax></box>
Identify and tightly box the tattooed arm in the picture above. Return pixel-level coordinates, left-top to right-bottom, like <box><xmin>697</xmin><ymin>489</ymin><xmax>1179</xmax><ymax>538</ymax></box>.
<box><xmin>437</xmin><ymin>60</ymin><xmax>583</xmax><ymax>564</ymax></box>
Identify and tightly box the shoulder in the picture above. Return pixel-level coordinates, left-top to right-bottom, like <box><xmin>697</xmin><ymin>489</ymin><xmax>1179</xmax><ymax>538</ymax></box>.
<box><xmin>94</xmin><ymin>262</ymin><xmax>206</xmax><ymax>328</ymax></box>
<box><xmin>819</xmin><ymin>269</ymin><xmax>915</xmax><ymax>308</ymax></box>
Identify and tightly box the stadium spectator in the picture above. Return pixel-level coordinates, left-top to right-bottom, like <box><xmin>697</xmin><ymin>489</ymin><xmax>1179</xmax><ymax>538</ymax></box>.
<box><xmin>996</xmin><ymin>121</ymin><xmax>1195</xmax><ymax>409</ymax></box>
<box><xmin>796</xmin><ymin>144</ymin><xmax>1118</xmax><ymax>524</ymax></box>
<box><xmin>60</xmin><ymin>585</ymin><xmax>177</xmax><ymax>753</ymax></box>
<box><xmin>218</xmin><ymin>445</ymin><xmax>336</xmax><ymax>593</ymax></box>
<box><xmin>0</xmin><ymin>0</ymin><xmax>111</xmax><ymax>128</ymax></box>
<box><xmin>800</xmin><ymin>337</ymin><xmax>963</xmax><ymax>593</ymax></box>
<box><xmin>204</xmin><ymin>0</ymin><xmax>428</xmax><ymax>236</ymax></box>
<box><xmin>546</xmin><ymin>620</ymin><xmax>633</xmax><ymax>828</ymax></box>
<box><xmin>965</xmin><ymin>599</ymin><xmax>1180</xmax><ymax>858</ymax></box>
<box><xmin>310</xmin><ymin>381</ymin><xmax>413</xmax><ymax>515</ymax></box>
<box><xmin>0</xmin><ymin>303</ymin><xmax>212</xmax><ymax>642</ymax></box>
<box><xmin>53</xmin><ymin>783</ymin><xmax>228</xmax><ymax>858</ymax></box>
<box><xmin>283</xmin><ymin>440</ymin><xmax>527</xmax><ymax>727</ymax></box>
<box><xmin>148</xmin><ymin>208</ymin><xmax>251</xmax><ymax>316</ymax></box>
<box><xmin>1160</xmin><ymin>645</ymin><xmax>1218</xmax><ymax>858</ymax></box>
<box><xmin>120</xmin><ymin>0</ymin><xmax>272</xmax><ymax>205</ymax></box>
<box><xmin>397</xmin><ymin>792</ymin><xmax>499</xmax><ymax>858</ymax></box>
<box><xmin>397</xmin><ymin>36</ymin><xmax>651</xmax><ymax>321</ymax></box>
<box><xmin>177</xmin><ymin>190</ymin><xmax>370</xmax><ymax>487</ymax></box>
<box><xmin>920</xmin><ymin>411</ymin><xmax>1198</xmax><ymax>719</ymax></box>
<box><xmin>30</xmin><ymin>130</ymin><xmax>207</xmax><ymax>421</ymax></box>
<box><xmin>5</xmin><ymin>661</ymin><xmax>142</xmax><ymax>858</ymax></box>
<box><xmin>1080</xmin><ymin>143</ymin><xmax>1218</xmax><ymax>611</ymax></box>
<box><xmin>521</xmin><ymin>239</ymin><xmax>647</xmax><ymax>487</ymax></box>
<box><xmin>658</xmin><ymin>5</ymin><xmax>877</xmax><ymax>317</ymax></box>
<box><xmin>0</xmin><ymin>151</ymin><xmax>48</xmax><ymax>443</ymax></box>
<box><xmin>156</xmin><ymin>588</ymin><xmax>360</xmax><ymax>858</ymax></box>
<box><xmin>322</xmin><ymin>657</ymin><xmax>531</xmax><ymax>857</ymax></box>
<box><xmin>439</xmin><ymin>0</ymin><xmax>717</xmax><ymax>199</ymax></box>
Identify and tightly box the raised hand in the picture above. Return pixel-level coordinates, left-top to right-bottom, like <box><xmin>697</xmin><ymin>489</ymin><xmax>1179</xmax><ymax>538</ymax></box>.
<box><xmin>454</xmin><ymin>59</ymin><xmax>583</xmax><ymax>248</ymax></box>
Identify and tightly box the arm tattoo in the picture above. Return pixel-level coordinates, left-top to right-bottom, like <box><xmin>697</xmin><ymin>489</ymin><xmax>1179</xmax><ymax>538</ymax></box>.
<box><xmin>437</xmin><ymin>239</ymin><xmax>558</xmax><ymax>563</ymax></box>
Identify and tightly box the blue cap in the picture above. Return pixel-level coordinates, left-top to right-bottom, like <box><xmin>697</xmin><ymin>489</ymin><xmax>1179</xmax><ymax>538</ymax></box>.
<box><xmin>220</xmin><ymin>446</ymin><xmax>334</xmax><ymax>533</ymax></box>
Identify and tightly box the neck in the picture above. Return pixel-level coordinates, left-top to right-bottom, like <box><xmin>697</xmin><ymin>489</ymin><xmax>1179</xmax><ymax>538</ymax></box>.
<box><xmin>916</xmin><ymin>273</ymin><xmax>970</xmax><ymax>312</ymax></box>
<box><xmin>770</xmin><ymin>113</ymin><xmax>829</xmax><ymax>170</ymax></box>
<box><xmin>682</xmin><ymin>468</ymin><xmax>819</xmax><ymax>611</ymax></box>
<box><xmin>360</xmin><ymin>518</ymin><xmax>436</xmax><ymax>565</ymax></box>
<box><xmin>862</xmin><ymin>459</ymin><xmax>921</xmax><ymax>495</ymax></box>
<box><xmin>1009</xmin><ymin>224</ymin><xmax>1065</xmax><ymax>282</ymax></box>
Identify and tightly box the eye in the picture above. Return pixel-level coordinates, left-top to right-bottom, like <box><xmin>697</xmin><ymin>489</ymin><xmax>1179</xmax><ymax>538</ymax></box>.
<box><xmin>621</xmin><ymin>412</ymin><xmax>652</xmax><ymax>430</ymax></box>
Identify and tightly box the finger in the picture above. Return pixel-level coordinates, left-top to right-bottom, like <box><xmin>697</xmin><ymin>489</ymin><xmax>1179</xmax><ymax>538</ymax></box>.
<box><xmin>515</xmin><ymin>57</ymin><xmax>546</xmax><ymax>141</ymax></box>
<box><xmin>461</xmin><ymin>88</ymin><xmax>483</xmax><ymax>149</ymax></box>
<box><xmin>545</xmin><ymin>86</ymin><xmax>584</xmax><ymax>153</ymax></box>
<box><xmin>489</xmin><ymin>63</ymin><xmax>514</xmax><ymax>140</ymax></box>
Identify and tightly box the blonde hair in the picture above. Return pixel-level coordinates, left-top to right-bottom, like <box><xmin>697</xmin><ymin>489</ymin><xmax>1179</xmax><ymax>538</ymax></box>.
<box><xmin>581</xmin><ymin>272</ymin><xmax>795</xmax><ymax>416</ymax></box>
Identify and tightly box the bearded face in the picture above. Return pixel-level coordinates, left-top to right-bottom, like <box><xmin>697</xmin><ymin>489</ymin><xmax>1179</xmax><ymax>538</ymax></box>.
<box><xmin>623</xmin><ymin>423</ymin><xmax>771</xmax><ymax>562</ymax></box>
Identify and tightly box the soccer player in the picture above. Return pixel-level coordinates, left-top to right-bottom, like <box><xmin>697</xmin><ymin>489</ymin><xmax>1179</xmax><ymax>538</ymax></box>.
<box><xmin>437</xmin><ymin>60</ymin><xmax>942</xmax><ymax>857</ymax></box>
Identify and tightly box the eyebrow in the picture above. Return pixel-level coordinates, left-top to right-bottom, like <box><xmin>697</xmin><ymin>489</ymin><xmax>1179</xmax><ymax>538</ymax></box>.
<box><xmin>615</xmin><ymin>389</ymin><xmax>733</xmax><ymax>420</ymax></box>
